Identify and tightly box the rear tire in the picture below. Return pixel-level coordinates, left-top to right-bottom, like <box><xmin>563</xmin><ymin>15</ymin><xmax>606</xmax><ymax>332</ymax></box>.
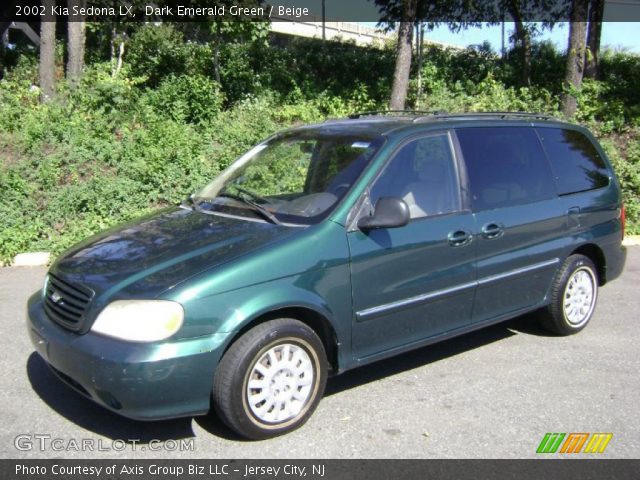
<box><xmin>539</xmin><ymin>254</ymin><xmax>599</xmax><ymax>335</ymax></box>
<box><xmin>213</xmin><ymin>318</ymin><xmax>328</xmax><ymax>440</ymax></box>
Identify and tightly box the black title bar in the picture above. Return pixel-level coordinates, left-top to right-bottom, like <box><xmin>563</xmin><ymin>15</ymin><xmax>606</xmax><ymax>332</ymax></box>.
<box><xmin>2</xmin><ymin>0</ymin><xmax>640</xmax><ymax>23</ymax></box>
<box><xmin>3</xmin><ymin>459</ymin><xmax>640</xmax><ymax>480</ymax></box>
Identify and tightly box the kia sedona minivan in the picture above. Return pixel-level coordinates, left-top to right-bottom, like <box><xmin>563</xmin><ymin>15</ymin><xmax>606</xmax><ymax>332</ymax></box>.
<box><xmin>27</xmin><ymin>112</ymin><xmax>626</xmax><ymax>439</ymax></box>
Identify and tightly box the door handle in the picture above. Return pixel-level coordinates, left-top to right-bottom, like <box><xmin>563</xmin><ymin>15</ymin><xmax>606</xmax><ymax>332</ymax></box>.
<box><xmin>481</xmin><ymin>222</ymin><xmax>504</xmax><ymax>239</ymax></box>
<box><xmin>448</xmin><ymin>230</ymin><xmax>472</xmax><ymax>247</ymax></box>
<box><xmin>568</xmin><ymin>206</ymin><xmax>581</xmax><ymax>228</ymax></box>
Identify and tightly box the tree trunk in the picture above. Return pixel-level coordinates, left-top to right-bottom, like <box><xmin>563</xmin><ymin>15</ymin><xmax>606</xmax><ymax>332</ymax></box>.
<box><xmin>110</xmin><ymin>24</ymin><xmax>117</xmax><ymax>63</ymax></box>
<box><xmin>584</xmin><ymin>0</ymin><xmax>604</xmax><ymax>79</ymax></box>
<box><xmin>66</xmin><ymin>0</ymin><xmax>86</xmax><ymax>89</ymax></box>
<box><xmin>562</xmin><ymin>0</ymin><xmax>589</xmax><ymax>118</ymax></box>
<box><xmin>415</xmin><ymin>22</ymin><xmax>425</xmax><ymax>109</ymax></box>
<box><xmin>389</xmin><ymin>0</ymin><xmax>417</xmax><ymax>111</ymax></box>
<box><xmin>113</xmin><ymin>39</ymin><xmax>125</xmax><ymax>77</ymax></box>
<box><xmin>39</xmin><ymin>1</ymin><xmax>56</xmax><ymax>103</ymax></box>
<box><xmin>212</xmin><ymin>22</ymin><xmax>222</xmax><ymax>84</ymax></box>
<box><xmin>508</xmin><ymin>0</ymin><xmax>531</xmax><ymax>87</ymax></box>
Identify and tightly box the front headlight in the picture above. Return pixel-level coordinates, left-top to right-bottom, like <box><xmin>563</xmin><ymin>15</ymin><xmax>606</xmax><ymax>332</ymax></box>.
<box><xmin>91</xmin><ymin>300</ymin><xmax>184</xmax><ymax>342</ymax></box>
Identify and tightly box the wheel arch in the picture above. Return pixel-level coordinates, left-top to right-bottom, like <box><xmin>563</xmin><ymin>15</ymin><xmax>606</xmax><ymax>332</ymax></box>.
<box><xmin>571</xmin><ymin>243</ymin><xmax>607</xmax><ymax>285</ymax></box>
<box><xmin>221</xmin><ymin>305</ymin><xmax>341</xmax><ymax>374</ymax></box>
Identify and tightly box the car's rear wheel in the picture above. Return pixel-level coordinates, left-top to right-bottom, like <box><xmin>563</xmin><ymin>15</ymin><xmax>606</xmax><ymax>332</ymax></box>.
<box><xmin>540</xmin><ymin>254</ymin><xmax>599</xmax><ymax>335</ymax></box>
<box><xmin>213</xmin><ymin>318</ymin><xmax>327</xmax><ymax>440</ymax></box>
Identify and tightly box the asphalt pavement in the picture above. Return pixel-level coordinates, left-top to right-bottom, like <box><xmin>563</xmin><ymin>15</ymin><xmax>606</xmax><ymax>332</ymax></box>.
<box><xmin>1</xmin><ymin>248</ymin><xmax>638</xmax><ymax>459</ymax></box>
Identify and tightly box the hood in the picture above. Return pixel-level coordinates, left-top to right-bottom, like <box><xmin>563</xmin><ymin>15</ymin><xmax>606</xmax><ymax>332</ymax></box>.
<box><xmin>50</xmin><ymin>207</ymin><xmax>298</xmax><ymax>302</ymax></box>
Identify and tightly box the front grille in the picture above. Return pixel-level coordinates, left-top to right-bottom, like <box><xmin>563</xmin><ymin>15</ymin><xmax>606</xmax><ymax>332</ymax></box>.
<box><xmin>44</xmin><ymin>274</ymin><xmax>94</xmax><ymax>331</ymax></box>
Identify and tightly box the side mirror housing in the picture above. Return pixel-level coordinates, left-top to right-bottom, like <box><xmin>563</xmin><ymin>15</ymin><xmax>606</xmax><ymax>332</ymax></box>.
<box><xmin>357</xmin><ymin>197</ymin><xmax>410</xmax><ymax>230</ymax></box>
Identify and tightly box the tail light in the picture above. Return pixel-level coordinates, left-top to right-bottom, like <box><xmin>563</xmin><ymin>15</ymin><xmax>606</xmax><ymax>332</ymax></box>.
<box><xmin>621</xmin><ymin>203</ymin><xmax>626</xmax><ymax>240</ymax></box>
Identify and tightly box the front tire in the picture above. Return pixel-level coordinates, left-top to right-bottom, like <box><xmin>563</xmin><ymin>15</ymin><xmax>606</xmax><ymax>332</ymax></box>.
<box><xmin>540</xmin><ymin>254</ymin><xmax>599</xmax><ymax>335</ymax></box>
<box><xmin>213</xmin><ymin>319</ymin><xmax>328</xmax><ymax>440</ymax></box>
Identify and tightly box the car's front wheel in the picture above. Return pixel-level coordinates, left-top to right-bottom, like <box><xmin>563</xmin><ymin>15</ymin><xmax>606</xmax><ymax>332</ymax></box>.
<box><xmin>213</xmin><ymin>318</ymin><xmax>328</xmax><ymax>440</ymax></box>
<box><xmin>540</xmin><ymin>254</ymin><xmax>599</xmax><ymax>335</ymax></box>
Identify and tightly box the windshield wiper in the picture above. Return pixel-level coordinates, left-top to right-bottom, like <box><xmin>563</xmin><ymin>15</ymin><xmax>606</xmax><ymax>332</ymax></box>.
<box><xmin>185</xmin><ymin>195</ymin><xmax>204</xmax><ymax>213</ymax></box>
<box><xmin>218</xmin><ymin>192</ymin><xmax>283</xmax><ymax>225</ymax></box>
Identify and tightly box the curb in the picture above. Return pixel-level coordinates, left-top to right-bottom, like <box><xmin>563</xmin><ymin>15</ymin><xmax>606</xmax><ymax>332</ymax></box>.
<box><xmin>623</xmin><ymin>235</ymin><xmax>640</xmax><ymax>246</ymax></box>
<box><xmin>11</xmin><ymin>252</ymin><xmax>51</xmax><ymax>267</ymax></box>
<box><xmin>5</xmin><ymin>236</ymin><xmax>640</xmax><ymax>267</ymax></box>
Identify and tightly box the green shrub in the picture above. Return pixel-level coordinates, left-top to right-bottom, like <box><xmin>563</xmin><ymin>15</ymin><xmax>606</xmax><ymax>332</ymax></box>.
<box><xmin>416</xmin><ymin>74</ymin><xmax>558</xmax><ymax>115</ymax></box>
<box><xmin>574</xmin><ymin>79</ymin><xmax>627</xmax><ymax>134</ymax></box>
<box><xmin>602</xmin><ymin>136</ymin><xmax>640</xmax><ymax>235</ymax></box>
<box><xmin>142</xmin><ymin>74</ymin><xmax>224</xmax><ymax>124</ymax></box>
<box><xmin>1</xmin><ymin>38</ymin><xmax>640</xmax><ymax>264</ymax></box>
<box><xmin>72</xmin><ymin>62</ymin><xmax>143</xmax><ymax>118</ymax></box>
<box><xmin>126</xmin><ymin>24</ymin><xmax>213</xmax><ymax>87</ymax></box>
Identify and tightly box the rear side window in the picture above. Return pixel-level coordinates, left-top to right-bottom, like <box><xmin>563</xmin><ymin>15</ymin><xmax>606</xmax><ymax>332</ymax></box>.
<box><xmin>456</xmin><ymin>127</ymin><xmax>557</xmax><ymax>211</ymax></box>
<box><xmin>536</xmin><ymin>128</ymin><xmax>610</xmax><ymax>195</ymax></box>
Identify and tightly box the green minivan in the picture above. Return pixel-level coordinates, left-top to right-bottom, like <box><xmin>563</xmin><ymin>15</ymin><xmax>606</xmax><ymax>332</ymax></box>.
<box><xmin>27</xmin><ymin>112</ymin><xmax>626</xmax><ymax>439</ymax></box>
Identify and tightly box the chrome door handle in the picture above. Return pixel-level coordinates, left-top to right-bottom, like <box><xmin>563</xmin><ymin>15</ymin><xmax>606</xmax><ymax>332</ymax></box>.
<box><xmin>448</xmin><ymin>230</ymin><xmax>472</xmax><ymax>247</ymax></box>
<box><xmin>481</xmin><ymin>223</ymin><xmax>504</xmax><ymax>239</ymax></box>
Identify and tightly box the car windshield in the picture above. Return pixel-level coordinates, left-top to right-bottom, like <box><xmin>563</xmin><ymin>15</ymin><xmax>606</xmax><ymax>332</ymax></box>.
<box><xmin>192</xmin><ymin>131</ymin><xmax>383</xmax><ymax>225</ymax></box>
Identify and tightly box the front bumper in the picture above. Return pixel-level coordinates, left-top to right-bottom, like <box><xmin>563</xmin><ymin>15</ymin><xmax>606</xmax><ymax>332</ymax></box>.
<box><xmin>27</xmin><ymin>291</ymin><xmax>231</xmax><ymax>420</ymax></box>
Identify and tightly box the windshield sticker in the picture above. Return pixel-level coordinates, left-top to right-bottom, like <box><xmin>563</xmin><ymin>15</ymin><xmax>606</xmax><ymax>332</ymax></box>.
<box><xmin>351</xmin><ymin>142</ymin><xmax>370</xmax><ymax>149</ymax></box>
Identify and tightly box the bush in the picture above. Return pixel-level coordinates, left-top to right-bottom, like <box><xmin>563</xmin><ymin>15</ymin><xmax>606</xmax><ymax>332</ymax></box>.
<box><xmin>574</xmin><ymin>79</ymin><xmax>627</xmax><ymax>134</ymax></box>
<box><xmin>218</xmin><ymin>37</ymin><xmax>395</xmax><ymax>105</ymax></box>
<box><xmin>415</xmin><ymin>74</ymin><xmax>558</xmax><ymax>115</ymax></box>
<box><xmin>0</xmin><ymin>70</ymin><xmax>294</xmax><ymax>262</ymax></box>
<box><xmin>601</xmin><ymin>135</ymin><xmax>640</xmax><ymax>235</ymax></box>
<box><xmin>1</xmin><ymin>37</ymin><xmax>640</xmax><ymax>263</ymax></box>
<box><xmin>126</xmin><ymin>24</ymin><xmax>213</xmax><ymax>87</ymax></box>
<box><xmin>142</xmin><ymin>74</ymin><xmax>224</xmax><ymax>124</ymax></box>
<box><xmin>72</xmin><ymin>62</ymin><xmax>143</xmax><ymax>119</ymax></box>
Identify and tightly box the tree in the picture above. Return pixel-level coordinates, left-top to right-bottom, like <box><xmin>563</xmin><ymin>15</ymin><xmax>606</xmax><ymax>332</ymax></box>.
<box><xmin>562</xmin><ymin>0</ymin><xmax>589</xmax><ymax>118</ymax></box>
<box><xmin>39</xmin><ymin>0</ymin><xmax>56</xmax><ymax>103</ymax></box>
<box><xmin>375</xmin><ymin>0</ymin><xmax>502</xmax><ymax>110</ymax></box>
<box><xmin>66</xmin><ymin>0</ymin><xmax>87</xmax><ymax>88</ymax></box>
<box><xmin>507</xmin><ymin>0</ymin><xmax>532</xmax><ymax>86</ymax></box>
<box><xmin>375</xmin><ymin>0</ymin><xmax>566</xmax><ymax>109</ymax></box>
<box><xmin>584</xmin><ymin>0</ymin><xmax>604</xmax><ymax>79</ymax></box>
<box><xmin>209</xmin><ymin>19</ymin><xmax>269</xmax><ymax>84</ymax></box>
<box><xmin>389</xmin><ymin>0</ymin><xmax>417</xmax><ymax>110</ymax></box>
<box><xmin>501</xmin><ymin>0</ymin><xmax>568</xmax><ymax>87</ymax></box>
<box><xmin>174</xmin><ymin>0</ymin><xmax>268</xmax><ymax>85</ymax></box>
<box><xmin>414</xmin><ymin>22</ymin><xmax>426</xmax><ymax>107</ymax></box>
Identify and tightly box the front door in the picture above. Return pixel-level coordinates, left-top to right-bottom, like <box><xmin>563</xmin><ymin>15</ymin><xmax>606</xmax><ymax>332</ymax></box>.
<box><xmin>348</xmin><ymin>133</ymin><xmax>477</xmax><ymax>360</ymax></box>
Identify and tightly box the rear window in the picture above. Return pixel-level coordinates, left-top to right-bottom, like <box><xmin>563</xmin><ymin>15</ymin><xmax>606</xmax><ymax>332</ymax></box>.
<box><xmin>536</xmin><ymin>128</ymin><xmax>610</xmax><ymax>195</ymax></box>
<box><xmin>456</xmin><ymin>127</ymin><xmax>557</xmax><ymax>211</ymax></box>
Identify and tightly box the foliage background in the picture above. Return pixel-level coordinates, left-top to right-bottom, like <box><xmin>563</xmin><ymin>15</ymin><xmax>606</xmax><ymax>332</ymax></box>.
<box><xmin>1</xmin><ymin>25</ymin><xmax>639</xmax><ymax>263</ymax></box>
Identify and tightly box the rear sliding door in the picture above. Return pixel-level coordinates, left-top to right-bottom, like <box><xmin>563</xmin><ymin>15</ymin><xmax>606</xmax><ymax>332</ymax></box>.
<box><xmin>455</xmin><ymin>126</ymin><xmax>566</xmax><ymax>323</ymax></box>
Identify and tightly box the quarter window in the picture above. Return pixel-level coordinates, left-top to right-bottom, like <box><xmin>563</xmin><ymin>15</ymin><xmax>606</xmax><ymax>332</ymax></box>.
<box><xmin>370</xmin><ymin>134</ymin><xmax>460</xmax><ymax>219</ymax></box>
<box><xmin>536</xmin><ymin>128</ymin><xmax>610</xmax><ymax>195</ymax></box>
<box><xmin>456</xmin><ymin>127</ymin><xmax>557</xmax><ymax>211</ymax></box>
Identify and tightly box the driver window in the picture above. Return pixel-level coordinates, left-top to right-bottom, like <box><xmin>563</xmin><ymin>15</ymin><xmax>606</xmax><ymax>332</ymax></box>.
<box><xmin>370</xmin><ymin>134</ymin><xmax>460</xmax><ymax>219</ymax></box>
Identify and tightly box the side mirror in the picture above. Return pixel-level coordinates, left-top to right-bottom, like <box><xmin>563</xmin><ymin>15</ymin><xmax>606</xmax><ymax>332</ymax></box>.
<box><xmin>357</xmin><ymin>197</ymin><xmax>410</xmax><ymax>230</ymax></box>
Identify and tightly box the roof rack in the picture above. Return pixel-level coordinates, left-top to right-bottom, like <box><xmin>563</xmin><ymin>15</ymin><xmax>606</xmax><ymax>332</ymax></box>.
<box><xmin>348</xmin><ymin>110</ymin><xmax>447</xmax><ymax>119</ymax></box>
<box><xmin>414</xmin><ymin>111</ymin><xmax>556</xmax><ymax>122</ymax></box>
<box><xmin>346</xmin><ymin>110</ymin><xmax>556</xmax><ymax>122</ymax></box>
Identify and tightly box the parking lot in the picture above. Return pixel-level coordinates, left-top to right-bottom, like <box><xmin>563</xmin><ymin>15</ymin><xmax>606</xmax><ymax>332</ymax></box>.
<box><xmin>1</xmin><ymin>247</ymin><xmax>638</xmax><ymax>459</ymax></box>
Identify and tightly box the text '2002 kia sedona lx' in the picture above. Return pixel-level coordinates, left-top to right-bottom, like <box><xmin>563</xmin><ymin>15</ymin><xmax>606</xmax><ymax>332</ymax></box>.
<box><xmin>28</xmin><ymin>111</ymin><xmax>626</xmax><ymax>439</ymax></box>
